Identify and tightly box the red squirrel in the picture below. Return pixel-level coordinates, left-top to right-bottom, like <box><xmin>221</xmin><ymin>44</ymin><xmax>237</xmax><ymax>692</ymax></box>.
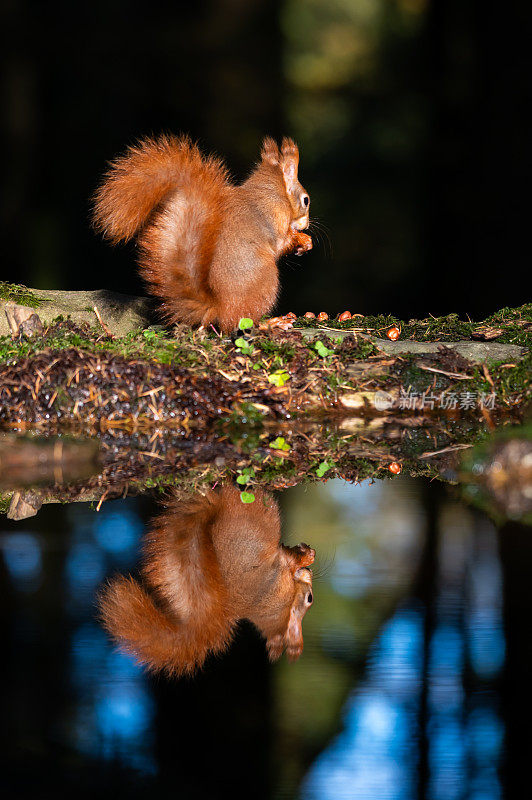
<box><xmin>92</xmin><ymin>134</ymin><xmax>312</xmax><ymax>331</ymax></box>
<box><xmin>98</xmin><ymin>487</ymin><xmax>315</xmax><ymax>677</ymax></box>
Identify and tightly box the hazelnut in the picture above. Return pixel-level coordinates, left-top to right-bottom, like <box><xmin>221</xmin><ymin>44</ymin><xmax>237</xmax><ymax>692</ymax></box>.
<box><xmin>266</xmin><ymin>316</ymin><xmax>293</xmax><ymax>330</ymax></box>
<box><xmin>388</xmin><ymin>462</ymin><xmax>402</xmax><ymax>475</ymax></box>
<box><xmin>387</xmin><ymin>326</ymin><xmax>400</xmax><ymax>341</ymax></box>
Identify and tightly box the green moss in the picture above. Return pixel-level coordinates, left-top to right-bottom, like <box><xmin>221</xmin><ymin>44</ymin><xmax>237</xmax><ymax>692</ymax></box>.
<box><xmin>0</xmin><ymin>318</ymin><xmax>216</xmax><ymax>370</ymax></box>
<box><xmin>256</xmin><ymin>339</ymin><xmax>296</xmax><ymax>361</ymax></box>
<box><xmin>135</xmin><ymin>468</ymin><xmax>219</xmax><ymax>494</ymax></box>
<box><xmin>253</xmin><ymin>457</ymin><xmax>299</xmax><ymax>482</ymax></box>
<box><xmin>465</xmin><ymin>350</ymin><xmax>532</xmax><ymax>404</ymax></box>
<box><xmin>0</xmin><ymin>282</ymin><xmax>42</xmax><ymax>308</ymax></box>
<box><xmin>0</xmin><ymin>494</ymin><xmax>12</xmax><ymax>514</ymax></box>
<box><xmin>295</xmin><ymin>303</ymin><xmax>532</xmax><ymax>348</ymax></box>
<box><xmin>229</xmin><ymin>401</ymin><xmax>268</xmax><ymax>426</ymax></box>
<box><xmin>354</xmin><ymin>339</ymin><xmax>379</xmax><ymax>358</ymax></box>
<box><xmin>487</xmin><ymin>303</ymin><xmax>532</xmax><ymax>323</ymax></box>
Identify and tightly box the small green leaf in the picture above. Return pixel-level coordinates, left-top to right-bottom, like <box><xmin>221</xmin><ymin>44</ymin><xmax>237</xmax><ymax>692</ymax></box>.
<box><xmin>240</xmin><ymin>491</ymin><xmax>255</xmax><ymax>504</ymax></box>
<box><xmin>269</xmin><ymin>436</ymin><xmax>290</xmax><ymax>452</ymax></box>
<box><xmin>267</xmin><ymin>369</ymin><xmax>290</xmax><ymax>387</ymax></box>
<box><xmin>315</xmin><ymin>340</ymin><xmax>334</xmax><ymax>358</ymax></box>
<box><xmin>235</xmin><ymin>336</ymin><xmax>254</xmax><ymax>356</ymax></box>
<box><xmin>238</xmin><ymin>318</ymin><xmax>254</xmax><ymax>331</ymax></box>
<box><xmin>236</xmin><ymin>467</ymin><xmax>255</xmax><ymax>485</ymax></box>
<box><xmin>316</xmin><ymin>461</ymin><xmax>331</xmax><ymax>477</ymax></box>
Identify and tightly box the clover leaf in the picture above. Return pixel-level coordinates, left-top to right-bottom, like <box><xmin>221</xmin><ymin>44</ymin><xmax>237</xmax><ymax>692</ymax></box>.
<box><xmin>240</xmin><ymin>491</ymin><xmax>255</xmax><ymax>504</ymax></box>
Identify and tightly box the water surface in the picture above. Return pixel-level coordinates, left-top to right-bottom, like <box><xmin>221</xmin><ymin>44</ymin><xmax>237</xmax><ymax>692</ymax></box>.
<box><xmin>1</xmin><ymin>464</ymin><xmax>525</xmax><ymax>799</ymax></box>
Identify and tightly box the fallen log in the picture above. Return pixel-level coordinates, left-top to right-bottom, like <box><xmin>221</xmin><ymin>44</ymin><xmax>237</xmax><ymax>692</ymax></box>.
<box><xmin>0</xmin><ymin>285</ymin><xmax>530</xmax><ymax>430</ymax></box>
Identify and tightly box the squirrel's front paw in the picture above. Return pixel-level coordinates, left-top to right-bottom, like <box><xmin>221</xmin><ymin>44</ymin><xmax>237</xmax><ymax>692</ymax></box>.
<box><xmin>293</xmin><ymin>231</ymin><xmax>313</xmax><ymax>256</ymax></box>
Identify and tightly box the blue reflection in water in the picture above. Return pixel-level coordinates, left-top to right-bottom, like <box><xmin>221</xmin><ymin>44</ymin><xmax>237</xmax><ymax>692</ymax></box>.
<box><xmin>468</xmin><ymin>557</ymin><xmax>505</xmax><ymax>680</ymax></box>
<box><xmin>65</xmin><ymin>504</ymin><xmax>145</xmax><ymax>607</ymax></box>
<box><xmin>302</xmin><ymin>516</ymin><xmax>505</xmax><ymax>800</ymax></box>
<box><xmin>302</xmin><ymin>608</ymin><xmax>423</xmax><ymax>800</ymax></box>
<box><xmin>66</xmin><ymin>541</ymin><xmax>107</xmax><ymax>602</ymax></box>
<box><xmin>1</xmin><ymin>532</ymin><xmax>42</xmax><ymax>591</ymax></box>
<box><xmin>65</xmin><ymin>500</ymin><xmax>156</xmax><ymax>775</ymax></box>
<box><xmin>93</xmin><ymin>508</ymin><xmax>144</xmax><ymax>560</ymax></box>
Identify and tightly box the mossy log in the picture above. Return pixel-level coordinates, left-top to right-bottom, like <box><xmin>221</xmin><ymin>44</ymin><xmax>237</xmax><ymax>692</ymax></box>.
<box><xmin>0</xmin><ymin>296</ymin><xmax>531</xmax><ymax>433</ymax></box>
<box><xmin>0</xmin><ymin>286</ymin><xmax>530</xmax><ymax>431</ymax></box>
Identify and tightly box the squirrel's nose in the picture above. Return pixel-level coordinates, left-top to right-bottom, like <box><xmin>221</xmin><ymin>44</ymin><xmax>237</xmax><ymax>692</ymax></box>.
<box><xmin>292</xmin><ymin>216</ymin><xmax>309</xmax><ymax>232</ymax></box>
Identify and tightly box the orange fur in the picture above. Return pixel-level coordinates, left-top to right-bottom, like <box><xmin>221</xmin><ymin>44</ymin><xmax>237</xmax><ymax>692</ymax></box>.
<box><xmin>92</xmin><ymin>134</ymin><xmax>312</xmax><ymax>331</ymax></box>
<box><xmin>98</xmin><ymin>487</ymin><xmax>315</xmax><ymax>677</ymax></box>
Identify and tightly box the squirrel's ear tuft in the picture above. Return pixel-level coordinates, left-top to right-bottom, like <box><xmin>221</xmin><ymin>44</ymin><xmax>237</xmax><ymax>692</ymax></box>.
<box><xmin>261</xmin><ymin>137</ymin><xmax>281</xmax><ymax>166</ymax></box>
<box><xmin>281</xmin><ymin>137</ymin><xmax>299</xmax><ymax>161</ymax></box>
<box><xmin>280</xmin><ymin>137</ymin><xmax>300</xmax><ymax>188</ymax></box>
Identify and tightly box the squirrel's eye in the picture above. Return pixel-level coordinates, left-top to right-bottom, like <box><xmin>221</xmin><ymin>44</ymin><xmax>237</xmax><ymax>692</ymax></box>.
<box><xmin>306</xmin><ymin>592</ymin><xmax>313</xmax><ymax>605</ymax></box>
<box><xmin>302</xmin><ymin>195</ymin><xmax>309</xmax><ymax>208</ymax></box>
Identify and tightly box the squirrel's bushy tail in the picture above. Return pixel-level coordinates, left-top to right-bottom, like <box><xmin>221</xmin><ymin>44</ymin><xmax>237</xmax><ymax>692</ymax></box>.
<box><xmin>98</xmin><ymin>574</ymin><xmax>232</xmax><ymax>677</ymax></box>
<box><xmin>92</xmin><ymin>134</ymin><xmax>231</xmax><ymax>326</ymax></box>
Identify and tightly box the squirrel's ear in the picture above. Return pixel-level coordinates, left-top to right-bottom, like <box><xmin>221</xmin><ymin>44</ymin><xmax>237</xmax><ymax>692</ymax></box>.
<box><xmin>280</xmin><ymin>137</ymin><xmax>300</xmax><ymax>190</ymax></box>
<box><xmin>266</xmin><ymin>633</ymin><xmax>285</xmax><ymax>662</ymax></box>
<box><xmin>285</xmin><ymin>603</ymin><xmax>304</xmax><ymax>661</ymax></box>
<box><xmin>261</xmin><ymin>137</ymin><xmax>281</xmax><ymax>166</ymax></box>
<box><xmin>265</xmin><ymin>605</ymin><xmax>304</xmax><ymax>663</ymax></box>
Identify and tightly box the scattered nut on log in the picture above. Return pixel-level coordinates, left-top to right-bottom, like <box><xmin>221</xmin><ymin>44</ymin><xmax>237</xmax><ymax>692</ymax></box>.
<box><xmin>304</xmin><ymin>312</ymin><xmax>316</xmax><ymax>319</ymax></box>
<box><xmin>260</xmin><ymin>316</ymin><xmax>294</xmax><ymax>331</ymax></box>
<box><xmin>338</xmin><ymin>311</ymin><xmax>352</xmax><ymax>322</ymax></box>
<box><xmin>387</xmin><ymin>327</ymin><xmax>401</xmax><ymax>341</ymax></box>
<box><xmin>317</xmin><ymin>312</ymin><xmax>329</xmax><ymax>322</ymax></box>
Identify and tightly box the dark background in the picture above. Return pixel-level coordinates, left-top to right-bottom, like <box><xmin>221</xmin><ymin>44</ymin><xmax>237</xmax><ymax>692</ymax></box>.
<box><xmin>1</xmin><ymin>4</ymin><xmax>531</xmax><ymax>798</ymax></box>
<box><xmin>1</xmin><ymin>0</ymin><xmax>530</xmax><ymax>321</ymax></box>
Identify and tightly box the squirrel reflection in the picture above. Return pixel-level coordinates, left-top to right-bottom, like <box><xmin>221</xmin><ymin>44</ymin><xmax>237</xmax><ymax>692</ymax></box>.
<box><xmin>98</xmin><ymin>486</ymin><xmax>315</xmax><ymax>677</ymax></box>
